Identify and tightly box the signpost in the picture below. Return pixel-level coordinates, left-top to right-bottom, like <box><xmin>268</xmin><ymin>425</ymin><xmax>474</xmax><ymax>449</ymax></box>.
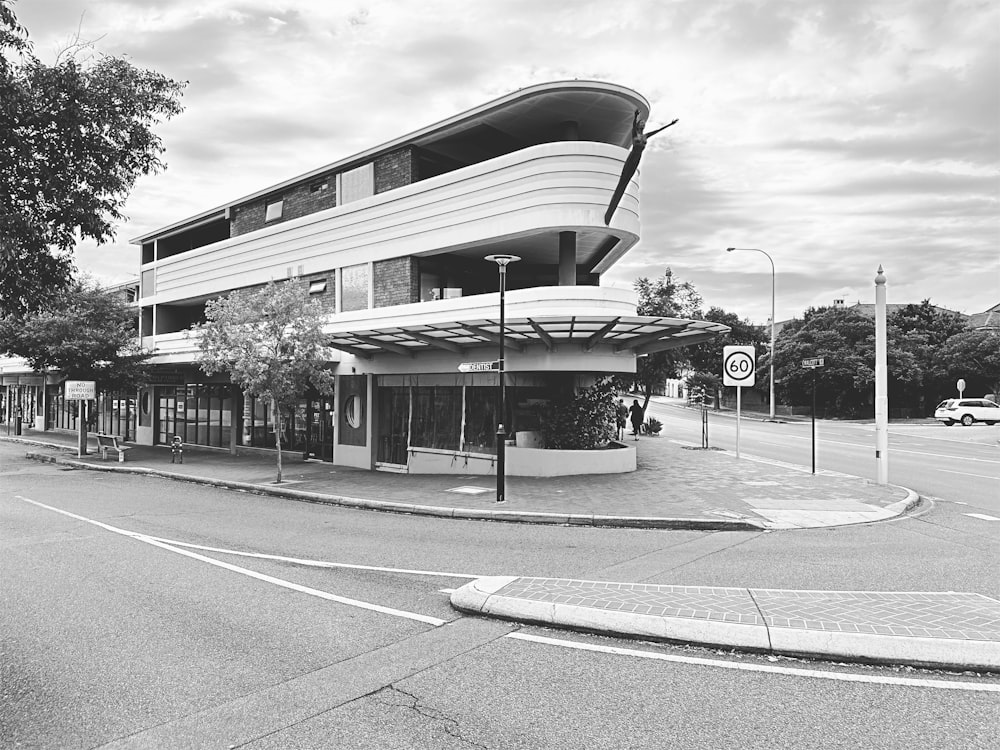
<box><xmin>458</xmin><ymin>361</ymin><xmax>500</xmax><ymax>373</ymax></box>
<box><xmin>723</xmin><ymin>346</ymin><xmax>756</xmax><ymax>458</ymax></box>
<box><xmin>65</xmin><ymin>380</ymin><xmax>96</xmax><ymax>456</ymax></box>
<box><xmin>957</xmin><ymin>378</ymin><xmax>966</xmax><ymax>398</ymax></box>
<box><xmin>801</xmin><ymin>358</ymin><xmax>825</xmax><ymax>473</ymax></box>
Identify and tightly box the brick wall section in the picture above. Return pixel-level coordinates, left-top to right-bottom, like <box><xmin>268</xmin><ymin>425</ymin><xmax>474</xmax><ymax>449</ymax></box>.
<box><xmin>231</xmin><ymin>175</ymin><xmax>337</xmax><ymax>237</ymax></box>
<box><xmin>300</xmin><ymin>271</ymin><xmax>337</xmax><ymax>313</ymax></box>
<box><xmin>373</xmin><ymin>257</ymin><xmax>419</xmax><ymax>308</ymax></box>
<box><xmin>284</xmin><ymin>177</ymin><xmax>337</xmax><ymax>221</ymax></box>
<box><xmin>374</xmin><ymin>148</ymin><xmax>419</xmax><ymax>194</ymax></box>
<box><xmin>230</xmin><ymin>200</ymin><xmax>266</xmax><ymax>237</ymax></box>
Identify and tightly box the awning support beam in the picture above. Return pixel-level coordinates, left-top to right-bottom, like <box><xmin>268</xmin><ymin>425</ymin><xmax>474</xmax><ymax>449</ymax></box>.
<box><xmin>584</xmin><ymin>318</ymin><xmax>620</xmax><ymax>352</ymax></box>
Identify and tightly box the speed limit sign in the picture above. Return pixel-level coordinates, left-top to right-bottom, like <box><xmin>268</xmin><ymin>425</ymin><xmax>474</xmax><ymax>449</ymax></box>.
<box><xmin>723</xmin><ymin>346</ymin><xmax>756</xmax><ymax>387</ymax></box>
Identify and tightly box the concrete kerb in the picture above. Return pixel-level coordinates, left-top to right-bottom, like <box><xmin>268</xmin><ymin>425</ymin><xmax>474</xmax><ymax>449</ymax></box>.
<box><xmin>20</xmin><ymin>449</ymin><xmax>764</xmax><ymax>530</ymax></box>
<box><xmin>451</xmin><ymin>578</ymin><xmax>1000</xmax><ymax>672</ymax></box>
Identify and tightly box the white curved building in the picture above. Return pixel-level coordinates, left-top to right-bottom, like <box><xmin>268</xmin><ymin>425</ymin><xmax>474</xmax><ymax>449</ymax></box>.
<box><xmin>5</xmin><ymin>81</ymin><xmax>729</xmax><ymax>474</ymax></box>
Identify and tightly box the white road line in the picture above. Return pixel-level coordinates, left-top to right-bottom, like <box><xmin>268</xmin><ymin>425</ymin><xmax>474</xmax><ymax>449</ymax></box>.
<box><xmin>15</xmin><ymin>496</ymin><xmax>446</xmax><ymax>627</ymax></box>
<box><xmin>964</xmin><ymin>513</ymin><xmax>1000</xmax><ymax>521</ymax></box>
<box><xmin>141</xmin><ymin>536</ymin><xmax>481</xmax><ymax>579</ymax></box>
<box><xmin>771</xmin><ymin>435</ymin><xmax>1000</xmax><ymax>464</ymax></box>
<box><xmin>506</xmin><ymin>633</ymin><xmax>1000</xmax><ymax>692</ymax></box>
<box><xmin>15</xmin><ymin>496</ymin><xmax>998</xmax><ymax>692</ymax></box>
<box><xmin>937</xmin><ymin>468</ymin><xmax>1000</xmax><ymax>480</ymax></box>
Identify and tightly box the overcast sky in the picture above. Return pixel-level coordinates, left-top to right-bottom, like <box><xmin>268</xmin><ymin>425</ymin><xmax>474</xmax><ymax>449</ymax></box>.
<box><xmin>15</xmin><ymin>0</ymin><xmax>999</xmax><ymax>323</ymax></box>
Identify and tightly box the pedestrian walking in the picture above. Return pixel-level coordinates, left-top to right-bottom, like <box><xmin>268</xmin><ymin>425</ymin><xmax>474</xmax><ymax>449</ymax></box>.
<box><xmin>616</xmin><ymin>398</ymin><xmax>628</xmax><ymax>441</ymax></box>
<box><xmin>628</xmin><ymin>399</ymin><xmax>644</xmax><ymax>440</ymax></box>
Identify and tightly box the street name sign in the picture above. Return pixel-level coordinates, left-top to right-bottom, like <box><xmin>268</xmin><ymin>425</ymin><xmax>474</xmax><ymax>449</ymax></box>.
<box><xmin>722</xmin><ymin>346</ymin><xmax>756</xmax><ymax>387</ymax></box>
<box><xmin>64</xmin><ymin>380</ymin><xmax>96</xmax><ymax>399</ymax></box>
<box><xmin>802</xmin><ymin>357</ymin><xmax>825</xmax><ymax>368</ymax></box>
<box><xmin>458</xmin><ymin>361</ymin><xmax>500</xmax><ymax>373</ymax></box>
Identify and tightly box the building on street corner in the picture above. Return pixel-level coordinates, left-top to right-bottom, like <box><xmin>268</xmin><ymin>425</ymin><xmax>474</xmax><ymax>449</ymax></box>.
<box><xmin>3</xmin><ymin>80</ymin><xmax>731</xmax><ymax>475</ymax></box>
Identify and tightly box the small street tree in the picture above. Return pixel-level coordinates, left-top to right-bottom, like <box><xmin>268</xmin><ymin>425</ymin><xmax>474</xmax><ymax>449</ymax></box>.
<box><xmin>633</xmin><ymin>269</ymin><xmax>703</xmax><ymax>412</ymax></box>
<box><xmin>0</xmin><ymin>0</ymin><xmax>186</xmax><ymax>319</ymax></box>
<box><xmin>0</xmin><ymin>278</ymin><xmax>149</xmax><ymax>391</ymax></box>
<box><xmin>196</xmin><ymin>281</ymin><xmax>334</xmax><ymax>483</ymax></box>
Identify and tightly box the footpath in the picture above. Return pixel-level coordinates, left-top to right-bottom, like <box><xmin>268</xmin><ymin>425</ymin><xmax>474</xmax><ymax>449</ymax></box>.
<box><xmin>5</xmin><ymin>419</ymin><xmax>999</xmax><ymax>674</ymax></box>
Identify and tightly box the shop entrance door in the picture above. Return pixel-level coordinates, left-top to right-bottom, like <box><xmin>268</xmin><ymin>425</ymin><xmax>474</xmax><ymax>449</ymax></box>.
<box><xmin>307</xmin><ymin>398</ymin><xmax>334</xmax><ymax>462</ymax></box>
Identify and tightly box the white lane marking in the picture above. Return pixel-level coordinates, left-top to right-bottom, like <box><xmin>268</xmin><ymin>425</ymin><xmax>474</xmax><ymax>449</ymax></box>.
<box><xmin>141</xmin><ymin>536</ymin><xmax>480</xmax><ymax>579</ymax></box>
<box><xmin>965</xmin><ymin>513</ymin><xmax>1000</xmax><ymax>521</ymax></box>
<box><xmin>16</xmin><ymin>497</ymin><xmax>446</xmax><ymax>627</ymax></box>
<box><xmin>937</xmin><ymin>468</ymin><xmax>1000</xmax><ymax>480</ymax></box>
<box><xmin>17</xmin><ymin>496</ymin><xmax>998</xmax><ymax>692</ymax></box>
<box><xmin>506</xmin><ymin>633</ymin><xmax>1000</xmax><ymax>693</ymax></box>
<box><xmin>771</xmin><ymin>435</ymin><xmax>1000</xmax><ymax>465</ymax></box>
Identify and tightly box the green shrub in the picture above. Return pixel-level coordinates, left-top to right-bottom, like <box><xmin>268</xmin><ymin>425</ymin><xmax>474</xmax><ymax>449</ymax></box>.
<box><xmin>535</xmin><ymin>377</ymin><xmax>618</xmax><ymax>449</ymax></box>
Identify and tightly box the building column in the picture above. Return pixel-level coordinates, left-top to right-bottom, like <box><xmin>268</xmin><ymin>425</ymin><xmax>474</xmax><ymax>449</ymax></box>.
<box><xmin>558</xmin><ymin>231</ymin><xmax>577</xmax><ymax>286</ymax></box>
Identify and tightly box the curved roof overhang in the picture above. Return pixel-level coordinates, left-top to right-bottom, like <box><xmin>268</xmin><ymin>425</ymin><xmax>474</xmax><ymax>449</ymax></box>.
<box><xmin>132</xmin><ymin>80</ymin><xmax>650</xmax><ymax>245</ymax></box>
<box><xmin>326</xmin><ymin>315</ymin><xmax>729</xmax><ymax>361</ymax></box>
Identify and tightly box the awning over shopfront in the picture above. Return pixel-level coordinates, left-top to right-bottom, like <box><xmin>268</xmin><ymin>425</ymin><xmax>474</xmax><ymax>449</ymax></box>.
<box><xmin>325</xmin><ymin>315</ymin><xmax>730</xmax><ymax>360</ymax></box>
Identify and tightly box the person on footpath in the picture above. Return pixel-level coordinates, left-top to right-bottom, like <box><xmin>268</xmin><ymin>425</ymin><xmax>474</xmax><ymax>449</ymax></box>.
<box><xmin>616</xmin><ymin>398</ymin><xmax>628</xmax><ymax>441</ymax></box>
<box><xmin>628</xmin><ymin>399</ymin><xmax>644</xmax><ymax>440</ymax></box>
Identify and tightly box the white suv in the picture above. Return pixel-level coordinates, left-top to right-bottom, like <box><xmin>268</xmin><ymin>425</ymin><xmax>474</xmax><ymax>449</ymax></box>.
<box><xmin>934</xmin><ymin>398</ymin><xmax>1000</xmax><ymax>426</ymax></box>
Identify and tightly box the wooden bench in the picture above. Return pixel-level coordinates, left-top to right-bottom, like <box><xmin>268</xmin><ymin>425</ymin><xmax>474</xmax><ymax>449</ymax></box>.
<box><xmin>96</xmin><ymin>434</ymin><xmax>131</xmax><ymax>462</ymax></box>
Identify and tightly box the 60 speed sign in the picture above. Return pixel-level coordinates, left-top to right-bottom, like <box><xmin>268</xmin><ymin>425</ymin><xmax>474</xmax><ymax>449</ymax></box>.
<box><xmin>722</xmin><ymin>345</ymin><xmax>756</xmax><ymax>387</ymax></box>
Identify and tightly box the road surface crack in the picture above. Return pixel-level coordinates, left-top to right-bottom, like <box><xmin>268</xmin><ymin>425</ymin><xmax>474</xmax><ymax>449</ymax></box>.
<box><xmin>376</xmin><ymin>685</ymin><xmax>491</xmax><ymax>748</ymax></box>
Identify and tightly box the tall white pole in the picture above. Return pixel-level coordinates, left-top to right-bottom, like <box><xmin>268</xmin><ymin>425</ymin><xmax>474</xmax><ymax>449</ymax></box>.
<box><xmin>768</xmin><ymin>258</ymin><xmax>776</xmax><ymax>421</ymax></box>
<box><xmin>874</xmin><ymin>266</ymin><xmax>888</xmax><ymax>485</ymax></box>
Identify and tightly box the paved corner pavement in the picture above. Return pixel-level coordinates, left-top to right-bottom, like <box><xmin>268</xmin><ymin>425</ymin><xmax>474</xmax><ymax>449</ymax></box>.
<box><xmin>8</xmin><ymin>426</ymin><xmax>916</xmax><ymax>531</ymax></box>
<box><xmin>7</xmin><ymin>428</ymin><xmax>1000</xmax><ymax>673</ymax></box>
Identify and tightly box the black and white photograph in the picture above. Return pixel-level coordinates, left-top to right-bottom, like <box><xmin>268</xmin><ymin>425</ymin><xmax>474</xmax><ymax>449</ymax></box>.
<box><xmin>2</xmin><ymin>1</ymin><xmax>997</xmax><ymax>747</ymax></box>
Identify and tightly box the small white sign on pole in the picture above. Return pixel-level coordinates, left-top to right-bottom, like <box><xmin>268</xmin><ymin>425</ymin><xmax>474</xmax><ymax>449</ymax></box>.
<box><xmin>723</xmin><ymin>346</ymin><xmax>756</xmax><ymax>459</ymax></box>
<box><xmin>65</xmin><ymin>380</ymin><xmax>96</xmax><ymax>400</ymax></box>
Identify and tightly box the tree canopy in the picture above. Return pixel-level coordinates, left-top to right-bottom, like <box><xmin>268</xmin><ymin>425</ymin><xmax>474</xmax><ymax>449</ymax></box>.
<box><xmin>196</xmin><ymin>281</ymin><xmax>334</xmax><ymax>482</ymax></box>
<box><xmin>0</xmin><ymin>0</ymin><xmax>185</xmax><ymax>318</ymax></box>
<box><xmin>0</xmin><ymin>278</ymin><xmax>149</xmax><ymax>392</ymax></box>
<box><xmin>632</xmin><ymin>269</ymin><xmax>703</xmax><ymax>409</ymax></box>
<box><xmin>772</xmin><ymin>301</ymin><xmax>995</xmax><ymax>417</ymax></box>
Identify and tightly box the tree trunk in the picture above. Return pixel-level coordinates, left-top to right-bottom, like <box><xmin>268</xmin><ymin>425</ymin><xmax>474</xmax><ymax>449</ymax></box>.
<box><xmin>272</xmin><ymin>400</ymin><xmax>283</xmax><ymax>484</ymax></box>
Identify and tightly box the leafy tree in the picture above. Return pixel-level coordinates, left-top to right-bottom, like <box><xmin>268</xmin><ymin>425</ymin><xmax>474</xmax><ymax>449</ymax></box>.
<box><xmin>0</xmin><ymin>278</ymin><xmax>149</xmax><ymax>391</ymax></box>
<box><xmin>887</xmin><ymin>301</ymin><xmax>969</xmax><ymax>411</ymax></box>
<box><xmin>774</xmin><ymin>305</ymin><xmax>925</xmax><ymax>418</ymax></box>
<box><xmin>632</xmin><ymin>269</ymin><xmax>703</xmax><ymax>411</ymax></box>
<box><xmin>0</xmin><ymin>1</ymin><xmax>185</xmax><ymax>318</ymax></box>
<box><xmin>934</xmin><ymin>329</ymin><xmax>1000</xmax><ymax>400</ymax></box>
<box><xmin>196</xmin><ymin>281</ymin><xmax>334</xmax><ymax>483</ymax></box>
<box><xmin>687</xmin><ymin>306</ymin><xmax>767</xmax><ymax>406</ymax></box>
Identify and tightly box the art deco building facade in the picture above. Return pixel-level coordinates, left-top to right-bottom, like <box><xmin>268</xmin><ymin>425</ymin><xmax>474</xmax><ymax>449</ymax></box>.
<box><xmin>4</xmin><ymin>81</ymin><xmax>729</xmax><ymax>474</ymax></box>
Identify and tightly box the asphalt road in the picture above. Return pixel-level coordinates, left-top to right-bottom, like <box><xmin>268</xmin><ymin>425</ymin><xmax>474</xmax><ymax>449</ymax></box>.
<box><xmin>2</xmin><ymin>441</ymin><xmax>997</xmax><ymax>749</ymax></box>
<box><xmin>646</xmin><ymin>402</ymin><xmax>1000</xmax><ymax>515</ymax></box>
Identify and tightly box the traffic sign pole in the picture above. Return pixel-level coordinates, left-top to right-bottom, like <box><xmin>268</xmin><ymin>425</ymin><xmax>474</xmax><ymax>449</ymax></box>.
<box><xmin>723</xmin><ymin>346</ymin><xmax>756</xmax><ymax>460</ymax></box>
<box><xmin>736</xmin><ymin>386</ymin><xmax>741</xmax><ymax>459</ymax></box>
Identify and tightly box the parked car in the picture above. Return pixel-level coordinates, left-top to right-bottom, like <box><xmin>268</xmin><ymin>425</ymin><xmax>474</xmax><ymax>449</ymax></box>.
<box><xmin>934</xmin><ymin>398</ymin><xmax>1000</xmax><ymax>426</ymax></box>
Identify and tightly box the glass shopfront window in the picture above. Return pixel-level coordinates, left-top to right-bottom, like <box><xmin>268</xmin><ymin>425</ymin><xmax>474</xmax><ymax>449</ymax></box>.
<box><xmin>155</xmin><ymin>384</ymin><xmax>234</xmax><ymax>448</ymax></box>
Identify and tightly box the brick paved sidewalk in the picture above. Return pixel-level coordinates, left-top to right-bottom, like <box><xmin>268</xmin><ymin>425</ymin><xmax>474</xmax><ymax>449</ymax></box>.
<box><xmin>452</xmin><ymin>577</ymin><xmax>1000</xmax><ymax>672</ymax></box>
<box><xmin>7</xmin><ymin>427</ymin><xmax>917</xmax><ymax>530</ymax></box>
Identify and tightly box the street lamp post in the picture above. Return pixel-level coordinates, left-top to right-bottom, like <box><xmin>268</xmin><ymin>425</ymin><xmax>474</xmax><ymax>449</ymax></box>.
<box><xmin>726</xmin><ymin>247</ymin><xmax>776</xmax><ymax>421</ymax></box>
<box><xmin>484</xmin><ymin>254</ymin><xmax>520</xmax><ymax>504</ymax></box>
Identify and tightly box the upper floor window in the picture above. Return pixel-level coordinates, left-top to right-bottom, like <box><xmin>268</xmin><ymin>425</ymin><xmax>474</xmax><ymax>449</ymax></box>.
<box><xmin>340</xmin><ymin>264</ymin><xmax>369</xmax><ymax>312</ymax></box>
<box><xmin>264</xmin><ymin>198</ymin><xmax>283</xmax><ymax>222</ymax></box>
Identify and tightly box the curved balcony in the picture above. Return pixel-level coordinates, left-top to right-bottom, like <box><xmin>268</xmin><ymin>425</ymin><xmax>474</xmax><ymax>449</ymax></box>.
<box><xmin>145</xmin><ymin>141</ymin><xmax>640</xmax><ymax>305</ymax></box>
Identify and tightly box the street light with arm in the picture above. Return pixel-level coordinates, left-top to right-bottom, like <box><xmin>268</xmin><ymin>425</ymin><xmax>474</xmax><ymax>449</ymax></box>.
<box><xmin>484</xmin><ymin>254</ymin><xmax>520</xmax><ymax>503</ymax></box>
<box><xmin>726</xmin><ymin>247</ymin><xmax>776</xmax><ymax>421</ymax></box>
